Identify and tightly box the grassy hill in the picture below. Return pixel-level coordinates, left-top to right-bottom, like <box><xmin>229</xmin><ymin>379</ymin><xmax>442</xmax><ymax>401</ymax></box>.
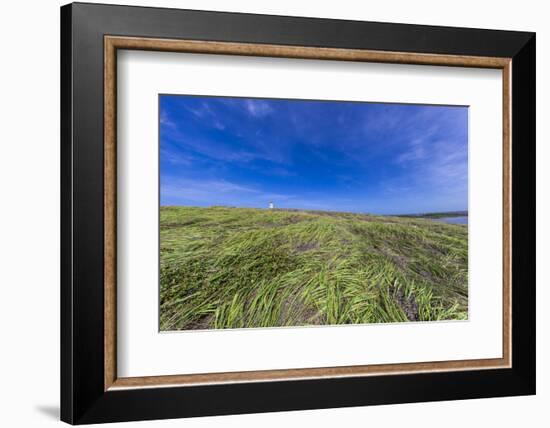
<box><xmin>160</xmin><ymin>206</ymin><xmax>468</xmax><ymax>331</ymax></box>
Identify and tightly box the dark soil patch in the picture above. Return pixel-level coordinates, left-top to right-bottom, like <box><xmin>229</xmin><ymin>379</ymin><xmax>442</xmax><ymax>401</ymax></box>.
<box><xmin>161</xmin><ymin>218</ymin><xmax>206</xmax><ymax>229</ymax></box>
<box><xmin>186</xmin><ymin>314</ymin><xmax>214</xmax><ymax>330</ymax></box>
<box><xmin>412</xmin><ymin>267</ymin><xmax>438</xmax><ymax>284</ymax></box>
<box><xmin>355</xmin><ymin>216</ymin><xmax>377</xmax><ymax>223</ymax></box>
<box><xmin>301</xmin><ymin>305</ymin><xmax>324</xmax><ymax>325</ymax></box>
<box><xmin>394</xmin><ymin>288</ymin><xmax>419</xmax><ymax>321</ymax></box>
<box><xmin>283</xmin><ymin>215</ymin><xmax>307</xmax><ymax>225</ymax></box>
<box><xmin>376</xmin><ymin>247</ymin><xmax>409</xmax><ymax>271</ymax></box>
<box><xmin>295</xmin><ymin>242</ymin><xmax>319</xmax><ymax>253</ymax></box>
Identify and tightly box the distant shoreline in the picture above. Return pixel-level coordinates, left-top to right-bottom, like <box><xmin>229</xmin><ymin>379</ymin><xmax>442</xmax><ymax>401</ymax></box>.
<box><xmin>396</xmin><ymin>210</ymin><xmax>468</xmax><ymax>219</ymax></box>
<box><xmin>160</xmin><ymin>205</ymin><xmax>468</xmax><ymax>219</ymax></box>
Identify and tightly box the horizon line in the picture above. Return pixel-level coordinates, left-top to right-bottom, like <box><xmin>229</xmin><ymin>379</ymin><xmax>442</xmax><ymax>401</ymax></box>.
<box><xmin>160</xmin><ymin>204</ymin><xmax>468</xmax><ymax>217</ymax></box>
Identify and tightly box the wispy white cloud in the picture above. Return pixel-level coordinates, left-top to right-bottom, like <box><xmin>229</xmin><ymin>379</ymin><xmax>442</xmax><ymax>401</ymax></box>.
<box><xmin>168</xmin><ymin>132</ymin><xmax>286</xmax><ymax>165</ymax></box>
<box><xmin>244</xmin><ymin>99</ymin><xmax>273</xmax><ymax>118</ymax></box>
<box><xmin>183</xmin><ymin>102</ymin><xmax>226</xmax><ymax>130</ymax></box>
<box><xmin>160</xmin><ymin>148</ymin><xmax>197</xmax><ymax>166</ymax></box>
<box><xmin>159</xmin><ymin>110</ymin><xmax>176</xmax><ymax>129</ymax></box>
<box><xmin>161</xmin><ymin>176</ymin><xmax>357</xmax><ymax>211</ymax></box>
<box><xmin>394</xmin><ymin>138</ymin><xmax>429</xmax><ymax>164</ymax></box>
<box><xmin>382</xmin><ymin>136</ymin><xmax>467</xmax><ymax>210</ymax></box>
<box><xmin>161</xmin><ymin>102</ymin><xmax>288</xmax><ymax>164</ymax></box>
<box><xmin>161</xmin><ymin>177</ymin><xmax>294</xmax><ymax>208</ymax></box>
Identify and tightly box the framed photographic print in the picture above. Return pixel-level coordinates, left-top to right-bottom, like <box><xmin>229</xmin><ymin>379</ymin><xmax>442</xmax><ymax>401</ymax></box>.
<box><xmin>60</xmin><ymin>2</ymin><xmax>536</xmax><ymax>424</ymax></box>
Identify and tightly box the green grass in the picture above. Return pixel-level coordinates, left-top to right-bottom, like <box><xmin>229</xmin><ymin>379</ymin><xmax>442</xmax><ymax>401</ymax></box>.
<box><xmin>160</xmin><ymin>206</ymin><xmax>468</xmax><ymax>331</ymax></box>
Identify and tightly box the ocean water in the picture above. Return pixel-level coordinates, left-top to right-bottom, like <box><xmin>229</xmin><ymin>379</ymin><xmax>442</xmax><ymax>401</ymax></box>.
<box><xmin>438</xmin><ymin>216</ymin><xmax>468</xmax><ymax>225</ymax></box>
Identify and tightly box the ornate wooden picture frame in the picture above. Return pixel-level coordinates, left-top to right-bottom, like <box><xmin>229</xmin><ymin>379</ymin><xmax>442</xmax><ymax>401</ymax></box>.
<box><xmin>61</xmin><ymin>2</ymin><xmax>535</xmax><ymax>424</ymax></box>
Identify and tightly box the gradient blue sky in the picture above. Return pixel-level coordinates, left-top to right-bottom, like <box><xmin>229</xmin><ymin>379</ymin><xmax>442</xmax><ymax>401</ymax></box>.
<box><xmin>160</xmin><ymin>95</ymin><xmax>468</xmax><ymax>214</ymax></box>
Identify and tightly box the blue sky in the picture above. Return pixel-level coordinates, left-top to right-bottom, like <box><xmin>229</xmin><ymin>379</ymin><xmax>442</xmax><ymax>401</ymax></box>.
<box><xmin>160</xmin><ymin>95</ymin><xmax>468</xmax><ymax>214</ymax></box>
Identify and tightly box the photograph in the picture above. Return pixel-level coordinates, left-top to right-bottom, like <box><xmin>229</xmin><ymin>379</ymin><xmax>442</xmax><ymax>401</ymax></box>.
<box><xmin>159</xmin><ymin>95</ymin><xmax>469</xmax><ymax>331</ymax></box>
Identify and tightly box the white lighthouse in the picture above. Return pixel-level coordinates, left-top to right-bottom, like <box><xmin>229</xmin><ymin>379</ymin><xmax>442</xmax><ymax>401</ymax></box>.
<box><xmin>269</xmin><ymin>201</ymin><xmax>274</xmax><ymax>209</ymax></box>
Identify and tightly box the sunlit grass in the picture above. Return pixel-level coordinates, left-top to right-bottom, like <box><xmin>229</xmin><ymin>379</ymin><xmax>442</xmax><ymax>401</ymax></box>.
<box><xmin>160</xmin><ymin>206</ymin><xmax>468</xmax><ymax>331</ymax></box>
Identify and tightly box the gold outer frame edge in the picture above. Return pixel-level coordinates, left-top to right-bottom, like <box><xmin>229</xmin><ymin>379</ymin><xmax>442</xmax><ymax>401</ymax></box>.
<box><xmin>104</xmin><ymin>36</ymin><xmax>512</xmax><ymax>391</ymax></box>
